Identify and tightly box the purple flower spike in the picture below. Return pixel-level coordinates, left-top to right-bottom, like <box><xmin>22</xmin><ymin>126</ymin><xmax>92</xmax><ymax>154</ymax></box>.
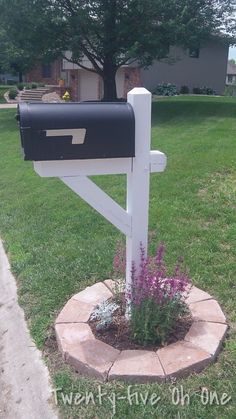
<box><xmin>130</xmin><ymin>243</ymin><xmax>190</xmax><ymax>308</ymax></box>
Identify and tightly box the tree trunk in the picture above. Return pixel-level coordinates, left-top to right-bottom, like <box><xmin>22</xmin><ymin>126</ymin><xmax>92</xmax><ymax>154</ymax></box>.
<box><xmin>102</xmin><ymin>63</ymin><xmax>118</xmax><ymax>101</ymax></box>
<box><xmin>18</xmin><ymin>71</ymin><xmax>23</xmax><ymax>83</ymax></box>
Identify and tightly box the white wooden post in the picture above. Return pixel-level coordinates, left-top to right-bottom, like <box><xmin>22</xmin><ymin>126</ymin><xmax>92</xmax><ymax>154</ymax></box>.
<box><xmin>126</xmin><ymin>88</ymin><xmax>152</xmax><ymax>296</ymax></box>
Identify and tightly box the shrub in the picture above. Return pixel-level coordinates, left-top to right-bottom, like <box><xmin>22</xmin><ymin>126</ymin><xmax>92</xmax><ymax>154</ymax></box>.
<box><xmin>23</xmin><ymin>83</ymin><xmax>31</xmax><ymax>90</ymax></box>
<box><xmin>193</xmin><ymin>87</ymin><xmax>202</xmax><ymax>94</ymax></box>
<box><xmin>193</xmin><ymin>86</ymin><xmax>216</xmax><ymax>95</ymax></box>
<box><xmin>180</xmin><ymin>85</ymin><xmax>189</xmax><ymax>94</ymax></box>
<box><xmin>7</xmin><ymin>80</ymin><xmax>16</xmax><ymax>85</ymax></box>
<box><xmin>224</xmin><ymin>85</ymin><xmax>236</xmax><ymax>96</ymax></box>
<box><xmin>31</xmin><ymin>82</ymin><xmax>38</xmax><ymax>89</ymax></box>
<box><xmin>17</xmin><ymin>83</ymin><xmax>24</xmax><ymax>91</ymax></box>
<box><xmin>153</xmin><ymin>83</ymin><xmax>178</xmax><ymax>96</ymax></box>
<box><xmin>8</xmin><ymin>88</ymin><xmax>18</xmax><ymax>100</ymax></box>
<box><xmin>129</xmin><ymin>244</ymin><xmax>190</xmax><ymax>345</ymax></box>
<box><xmin>201</xmin><ymin>86</ymin><xmax>216</xmax><ymax>95</ymax></box>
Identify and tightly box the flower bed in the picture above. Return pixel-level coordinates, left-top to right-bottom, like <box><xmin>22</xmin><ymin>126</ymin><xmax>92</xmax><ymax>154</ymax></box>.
<box><xmin>55</xmin><ymin>280</ymin><xmax>227</xmax><ymax>383</ymax></box>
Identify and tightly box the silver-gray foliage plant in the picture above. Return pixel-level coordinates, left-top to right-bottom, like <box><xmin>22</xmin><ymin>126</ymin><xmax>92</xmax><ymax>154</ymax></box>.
<box><xmin>90</xmin><ymin>300</ymin><xmax>119</xmax><ymax>331</ymax></box>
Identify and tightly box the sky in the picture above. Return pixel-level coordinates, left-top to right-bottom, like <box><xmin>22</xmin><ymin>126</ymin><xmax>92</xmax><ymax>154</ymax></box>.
<box><xmin>229</xmin><ymin>46</ymin><xmax>236</xmax><ymax>59</ymax></box>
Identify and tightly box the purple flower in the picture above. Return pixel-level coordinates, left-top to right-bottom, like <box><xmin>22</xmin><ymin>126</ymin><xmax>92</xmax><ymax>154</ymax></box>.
<box><xmin>130</xmin><ymin>243</ymin><xmax>190</xmax><ymax>308</ymax></box>
<box><xmin>113</xmin><ymin>240</ymin><xmax>191</xmax><ymax>310</ymax></box>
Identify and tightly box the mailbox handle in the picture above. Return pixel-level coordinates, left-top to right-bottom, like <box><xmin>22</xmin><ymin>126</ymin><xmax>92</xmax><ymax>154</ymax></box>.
<box><xmin>45</xmin><ymin>128</ymin><xmax>86</xmax><ymax>144</ymax></box>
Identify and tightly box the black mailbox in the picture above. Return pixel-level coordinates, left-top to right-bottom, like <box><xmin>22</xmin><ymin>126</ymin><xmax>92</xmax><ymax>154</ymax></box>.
<box><xmin>17</xmin><ymin>102</ymin><xmax>135</xmax><ymax>161</ymax></box>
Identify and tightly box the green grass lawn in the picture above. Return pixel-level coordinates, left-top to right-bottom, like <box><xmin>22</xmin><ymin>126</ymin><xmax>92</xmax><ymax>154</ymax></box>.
<box><xmin>0</xmin><ymin>96</ymin><xmax>236</xmax><ymax>418</ymax></box>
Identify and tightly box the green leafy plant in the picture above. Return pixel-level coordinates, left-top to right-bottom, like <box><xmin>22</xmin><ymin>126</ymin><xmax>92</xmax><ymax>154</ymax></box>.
<box><xmin>129</xmin><ymin>244</ymin><xmax>190</xmax><ymax>345</ymax></box>
<box><xmin>180</xmin><ymin>85</ymin><xmax>189</xmax><ymax>94</ymax></box>
<box><xmin>201</xmin><ymin>86</ymin><xmax>216</xmax><ymax>95</ymax></box>
<box><xmin>153</xmin><ymin>83</ymin><xmax>178</xmax><ymax>96</ymax></box>
<box><xmin>193</xmin><ymin>87</ymin><xmax>202</xmax><ymax>94</ymax></box>
<box><xmin>130</xmin><ymin>291</ymin><xmax>189</xmax><ymax>345</ymax></box>
<box><xmin>17</xmin><ymin>83</ymin><xmax>24</xmax><ymax>91</ymax></box>
<box><xmin>224</xmin><ymin>85</ymin><xmax>236</xmax><ymax>96</ymax></box>
<box><xmin>31</xmin><ymin>82</ymin><xmax>38</xmax><ymax>89</ymax></box>
<box><xmin>23</xmin><ymin>83</ymin><xmax>31</xmax><ymax>89</ymax></box>
<box><xmin>8</xmin><ymin>88</ymin><xmax>18</xmax><ymax>99</ymax></box>
<box><xmin>193</xmin><ymin>86</ymin><xmax>216</xmax><ymax>95</ymax></box>
<box><xmin>6</xmin><ymin>80</ymin><xmax>16</xmax><ymax>86</ymax></box>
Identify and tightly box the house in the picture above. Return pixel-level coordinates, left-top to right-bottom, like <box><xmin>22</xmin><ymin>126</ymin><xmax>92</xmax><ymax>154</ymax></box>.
<box><xmin>24</xmin><ymin>62</ymin><xmax>61</xmax><ymax>87</ymax></box>
<box><xmin>25</xmin><ymin>39</ymin><xmax>229</xmax><ymax>100</ymax></box>
<box><xmin>0</xmin><ymin>72</ymin><xmax>19</xmax><ymax>84</ymax></box>
<box><xmin>226</xmin><ymin>62</ymin><xmax>236</xmax><ymax>84</ymax></box>
<box><xmin>25</xmin><ymin>57</ymin><xmax>140</xmax><ymax>101</ymax></box>
<box><xmin>141</xmin><ymin>40</ymin><xmax>229</xmax><ymax>95</ymax></box>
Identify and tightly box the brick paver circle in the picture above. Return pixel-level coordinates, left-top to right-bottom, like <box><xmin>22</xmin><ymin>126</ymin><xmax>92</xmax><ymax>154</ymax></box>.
<box><xmin>55</xmin><ymin>281</ymin><xmax>228</xmax><ymax>383</ymax></box>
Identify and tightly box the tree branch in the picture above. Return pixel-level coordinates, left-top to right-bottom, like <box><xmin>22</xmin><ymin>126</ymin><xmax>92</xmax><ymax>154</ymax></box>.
<box><xmin>58</xmin><ymin>0</ymin><xmax>104</xmax><ymax>65</ymax></box>
<box><xmin>58</xmin><ymin>0</ymin><xmax>76</xmax><ymax>15</ymax></box>
<box><xmin>62</xmin><ymin>53</ymin><xmax>103</xmax><ymax>76</ymax></box>
<box><xmin>82</xmin><ymin>35</ymin><xmax>104</xmax><ymax>65</ymax></box>
<box><xmin>118</xmin><ymin>56</ymin><xmax>138</xmax><ymax>67</ymax></box>
<box><xmin>79</xmin><ymin>42</ymin><xmax>104</xmax><ymax>75</ymax></box>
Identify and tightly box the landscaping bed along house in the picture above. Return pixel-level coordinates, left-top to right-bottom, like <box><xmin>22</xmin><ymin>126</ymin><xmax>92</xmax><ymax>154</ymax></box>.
<box><xmin>0</xmin><ymin>85</ymin><xmax>9</xmax><ymax>103</ymax></box>
<box><xmin>0</xmin><ymin>95</ymin><xmax>235</xmax><ymax>418</ymax></box>
<box><xmin>1</xmin><ymin>82</ymin><xmax>65</xmax><ymax>103</ymax></box>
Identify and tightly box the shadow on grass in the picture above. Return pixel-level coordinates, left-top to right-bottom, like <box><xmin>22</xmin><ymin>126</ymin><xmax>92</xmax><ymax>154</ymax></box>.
<box><xmin>152</xmin><ymin>98</ymin><xmax>236</xmax><ymax>125</ymax></box>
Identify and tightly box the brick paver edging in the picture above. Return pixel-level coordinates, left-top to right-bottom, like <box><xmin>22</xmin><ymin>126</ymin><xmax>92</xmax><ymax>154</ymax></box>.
<box><xmin>55</xmin><ymin>281</ymin><xmax>228</xmax><ymax>383</ymax></box>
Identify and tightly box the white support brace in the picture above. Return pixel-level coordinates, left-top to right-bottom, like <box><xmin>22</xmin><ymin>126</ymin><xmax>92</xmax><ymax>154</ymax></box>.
<box><xmin>34</xmin><ymin>157</ymin><xmax>133</xmax><ymax>177</ymax></box>
<box><xmin>150</xmin><ymin>150</ymin><xmax>167</xmax><ymax>173</ymax></box>
<box><xmin>33</xmin><ymin>152</ymin><xmax>166</xmax><ymax>178</ymax></box>
<box><xmin>61</xmin><ymin>175</ymin><xmax>132</xmax><ymax>237</ymax></box>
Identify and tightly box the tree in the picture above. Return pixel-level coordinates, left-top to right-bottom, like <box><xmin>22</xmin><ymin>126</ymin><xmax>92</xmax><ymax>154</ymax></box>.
<box><xmin>0</xmin><ymin>0</ymin><xmax>59</xmax><ymax>81</ymax></box>
<box><xmin>0</xmin><ymin>29</ymin><xmax>36</xmax><ymax>81</ymax></box>
<box><xmin>229</xmin><ymin>58</ymin><xmax>236</xmax><ymax>65</ymax></box>
<box><xmin>1</xmin><ymin>0</ymin><xmax>235</xmax><ymax>100</ymax></box>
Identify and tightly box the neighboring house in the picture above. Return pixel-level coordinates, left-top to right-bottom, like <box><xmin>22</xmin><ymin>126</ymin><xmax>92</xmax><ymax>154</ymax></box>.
<box><xmin>226</xmin><ymin>62</ymin><xmax>236</xmax><ymax>84</ymax></box>
<box><xmin>25</xmin><ymin>56</ymin><xmax>140</xmax><ymax>101</ymax></box>
<box><xmin>25</xmin><ymin>39</ymin><xmax>229</xmax><ymax>100</ymax></box>
<box><xmin>0</xmin><ymin>73</ymin><xmax>19</xmax><ymax>84</ymax></box>
<box><xmin>24</xmin><ymin>61</ymin><xmax>61</xmax><ymax>86</ymax></box>
<box><xmin>141</xmin><ymin>40</ymin><xmax>229</xmax><ymax>95</ymax></box>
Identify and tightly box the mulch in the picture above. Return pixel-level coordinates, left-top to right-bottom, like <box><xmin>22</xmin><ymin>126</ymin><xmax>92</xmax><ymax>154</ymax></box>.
<box><xmin>89</xmin><ymin>307</ymin><xmax>193</xmax><ymax>351</ymax></box>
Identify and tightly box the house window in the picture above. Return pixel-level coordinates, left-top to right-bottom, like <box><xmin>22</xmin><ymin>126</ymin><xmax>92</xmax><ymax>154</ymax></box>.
<box><xmin>189</xmin><ymin>48</ymin><xmax>200</xmax><ymax>59</ymax></box>
<box><xmin>228</xmin><ymin>75</ymin><xmax>233</xmax><ymax>83</ymax></box>
<box><xmin>42</xmin><ymin>64</ymin><xmax>52</xmax><ymax>78</ymax></box>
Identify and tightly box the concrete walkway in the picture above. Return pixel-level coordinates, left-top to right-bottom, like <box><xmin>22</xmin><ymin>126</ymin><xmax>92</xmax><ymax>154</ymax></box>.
<box><xmin>0</xmin><ymin>104</ymin><xmax>17</xmax><ymax>109</ymax></box>
<box><xmin>0</xmin><ymin>240</ymin><xmax>58</xmax><ymax>419</ymax></box>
